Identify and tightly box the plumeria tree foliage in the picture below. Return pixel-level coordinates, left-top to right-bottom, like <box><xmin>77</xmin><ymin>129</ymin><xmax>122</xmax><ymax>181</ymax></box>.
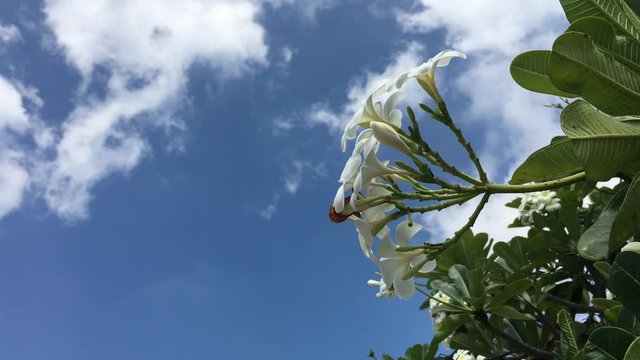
<box><xmin>330</xmin><ymin>1</ymin><xmax>640</xmax><ymax>359</ymax></box>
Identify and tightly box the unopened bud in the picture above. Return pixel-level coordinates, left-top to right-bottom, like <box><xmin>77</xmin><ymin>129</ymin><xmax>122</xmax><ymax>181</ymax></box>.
<box><xmin>370</xmin><ymin>121</ymin><xmax>414</xmax><ymax>157</ymax></box>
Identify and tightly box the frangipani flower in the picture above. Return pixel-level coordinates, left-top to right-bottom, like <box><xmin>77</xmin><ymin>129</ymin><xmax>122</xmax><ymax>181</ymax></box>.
<box><xmin>452</xmin><ymin>350</ymin><xmax>485</xmax><ymax>360</ymax></box>
<box><xmin>518</xmin><ymin>190</ymin><xmax>562</xmax><ymax>225</ymax></box>
<box><xmin>392</xmin><ymin>50</ymin><xmax>467</xmax><ymax>89</ymax></box>
<box><xmin>377</xmin><ymin>221</ymin><xmax>435</xmax><ymax>299</ymax></box>
<box><xmin>336</xmin><ymin>50</ymin><xmax>466</xmax><ymax>218</ymax></box>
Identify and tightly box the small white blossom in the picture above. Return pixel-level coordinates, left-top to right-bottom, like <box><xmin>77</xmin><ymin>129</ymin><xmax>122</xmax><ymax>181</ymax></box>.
<box><xmin>367</xmin><ymin>278</ymin><xmax>394</xmax><ymax>298</ymax></box>
<box><xmin>518</xmin><ymin>190</ymin><xmax>562</xmax><ymax>225</ymax></box>
<box><xmin>452</xmin><ymin>350</ymin><xmax>485</xmax><ymax>360</ymax></box>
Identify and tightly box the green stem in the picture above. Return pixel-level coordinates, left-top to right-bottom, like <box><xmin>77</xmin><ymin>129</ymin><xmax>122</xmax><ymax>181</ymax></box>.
<box><xmin>485</xmin><ymin>172</ymin><xmax>586</xmax><ymax>194</ymax></box>
<box><xmin>438</xmin><ymin>102</ymin><xmax>489</xmax><ymax>183</ymax></box>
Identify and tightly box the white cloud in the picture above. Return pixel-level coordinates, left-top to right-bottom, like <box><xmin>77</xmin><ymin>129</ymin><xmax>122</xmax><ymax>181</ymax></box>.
<box><xmin>0</xmin><ymin>0</ymin><xmax>279</xmax><ymax>222</ymax></box>
<box><xmin>259</xmin><ymin>160</ymin><xmax>325</xmax><ymax>219</ymax></box>
<box><xmin>265</xmin><ymin>0</ymin><xmax>338</xmax><ymax>20</ymax></box>
<box><xmin>0</xmin><ymin>23</ymin><xmax>21</xmax><ymax>44</ymax></box>
<box><xmin>37</xmin><ymin>0</ymin><xmax>269</xmax><ymax>220</ymax></box>
<box><xmin>0</xmin><ymin>76</ymin><xmax>40</xmax><ymax>218</ymax></box>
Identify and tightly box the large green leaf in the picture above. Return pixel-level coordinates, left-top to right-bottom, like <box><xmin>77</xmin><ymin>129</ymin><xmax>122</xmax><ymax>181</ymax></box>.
<box><xmin>558</xmin><ymin>309</ymin><xmax>580</xmax><ymax>360</ymax></box>
<box><xmin>510</xmin><ymin>50</ymin><xmax>578</xmax><ymax>97</ymax></box>
<box><xmin>625</xmin><ymin>337</ymin><xmax>640</xmax><ymax>360</ymax></box>
<box><xmin>611</xmin><ymin>172</ymin><xmax>640</xmax><ymax>250</ymax></box>
<box><xmin>609</xmin><ymin>251</ymin><xmax>640</xmax><ymax>312</ymax></box>
<box><xmin>577</xmin><ymin>190</ymin><xmax>626</xmax><ymax>260</ymax></box>
<box><xmin>549</xmin><ymin>31</ymin><xmax>640</xmax><ymax>115</ymax></box>
<box><xmin>510</xmin><ymin>137</ymin><xmax>583</xmax><ymax>184</ymax></box>
<box><xmin>568</xmin><ymin>17</ymin><xmax>640</xmax><ymax>74</ymax></box>
<box><xmin>486</xmin><ymin>278</ymin><xmax>532</xmax><ymax>308</ymax></box>
<box><xmin>560</xmin><ymin>100</ymin><xmax>640</xmax><ymax>180</ymax></box>
<box><xmin>486</xmin><ymin>305</ymin><xmax>536</xmax><ymax>321</ymax></box>
<box><xmin>561</xmin><ymin>0</ymin><xmax>640</xmax><ymax>43</ymax></box>
<box><xmin>584</xmin><ymin>327</ymin><xmax>636</xmax><ymax>360</ymax></box>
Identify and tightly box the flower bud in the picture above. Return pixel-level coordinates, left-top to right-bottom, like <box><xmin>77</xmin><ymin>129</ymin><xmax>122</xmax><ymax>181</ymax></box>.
<box><xmin>370</xmin><ymin>121</ymin><xmax>414</xmax><ymax>157</ymax></box>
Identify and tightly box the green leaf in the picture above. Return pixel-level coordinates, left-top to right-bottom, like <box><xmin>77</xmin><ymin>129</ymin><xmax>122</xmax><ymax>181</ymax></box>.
<box><xmin>611</xmin><ymin>172</ymin><xmax>640</xmax><ymax>251</ymax></box>
<box><xmin>467</xmin><ymin>268</ymin><xmax>485</xmax><ymax>308</ymax></box>
<box><xmin>486</xmin><ymin>305</ymin><xmax>536</xmax><ymax>321</ymax></box>
<box><xmin>624</xmin><ymin>337</ymin><xmax>640</xmax><ymax>360</ymax></box>
<box><xmin>577</xmin><ymin>190</ymin><xmax>626</xmax><ymax>260</ymax></box>
<box><xmin>510</xmin><ymin>137</ymin><xmax>583</xmax><ymax>184</ymax></box>
<box><xmin>487</xmin><ymin>278</ymin><xmax>533</xmax><ymax>308</ymax></box>
<box><xmin>568</xmin><ymin>17</ymin><xmax>640</xmax><ymax>74</ymax></box>
<box><xmin>549</xmin><ymin>31</ymin><xmax>640</xmax><ymax>115</ymax></box>
<box><xmin>560</xmin><ymin>100</ymin><xmax>640</xmax><ymax>181</ymax></box>
<box><xmin>595</xmin><ymin>261</ymin><xmax>613</xmax><ymax>280</ymax></box>
<box><xmin>436</xmin><ymin>231</ymin><xmax>489</xmax><ymax>271</ymax></box>
<box><xmin>561</xmin><ymin>0</ymin><xmax>640</xmax><ymax>43</ymax></box>
<box><xmin>583</xmin><ymin>326</ymin><xmax>636</xmax><ymax>360</ymax></box>
<box><xmin>448</xmin><ymin>265</ymin><xmax>470</xmax><ymax>299</ymax></box>
<box><xmin>609</xmin><ymin>251</ymin><xmax>640</xmax><ymax>312</ymax></box>
<box><xmin>558</xmin><ymin>309</ymin><xmax>580</xmax><ymax>360</ymax></box>
<box><xmin>510</xmin><ymin>50</ymin><xmax>578</xmax><ymax>97</ymax></box>
<box><xmin>593</xmin><ymin>298</ymin><xmax>622</xmax><ymax>310</ymax></box>
<box><xmin>605</xmin><ymin>305</ymin><xmax>625</xmax><ymax>323</ymax></box>
<box><xmin>426</xmin><ymin>314</ymin><xmax>466</xmax><ymax>360</ymax></box>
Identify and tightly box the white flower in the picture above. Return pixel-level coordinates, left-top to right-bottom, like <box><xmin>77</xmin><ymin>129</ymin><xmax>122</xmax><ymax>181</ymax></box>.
<box><xmin>518</xmin><ymin>190</ymin><xmax>562</xmax><ymax>224</ymax></box>
<box><xmin>452</xmin><ymin>350</ymin><xmax>485</xmax><ymax>360</ymax></box>
<box><xmin>345</xmin><ymin>183</ymin><xmax>396</xmax><ymax>261</ymax></box>
<box><xmin>367</xmin><ymin>278</ymin><xmax>394</xmax><ymax>298</ymax></box>
<box><xmin>429</xmin><ymin>291</ymin><xmax>451</xmax><ymax>311</ymax></box>
<box><xmin>377</xmin><ymin>221</ymin><xmax>435</xmax><ymax>299</ymax></box>
<box><xmin>622</xmin><ymin>242</ymin><xmax>640</xmax><ymax>254</ymax></box>
<box><xmin>335</xmin><ymin>50</ymin><xmax>465</xmax><ymax>217</ymax></box>
<box><xmin>392</xmin><ymin>50</ymin><xmax>467</xmax><ymax>89</ymax></box>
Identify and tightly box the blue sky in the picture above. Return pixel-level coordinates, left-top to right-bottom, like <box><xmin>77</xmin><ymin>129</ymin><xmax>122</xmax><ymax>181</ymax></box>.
<box><xmin>0</xmin><ymin>1</ymin><xmax>568</xmax><ymax>359</ymax></box>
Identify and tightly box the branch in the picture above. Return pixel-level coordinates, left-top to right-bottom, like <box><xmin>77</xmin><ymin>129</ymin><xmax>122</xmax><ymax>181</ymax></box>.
<box><xmin>544</xmin><ymin>293</ymin><xmax>602</xmax><ymax>314</ymax></box>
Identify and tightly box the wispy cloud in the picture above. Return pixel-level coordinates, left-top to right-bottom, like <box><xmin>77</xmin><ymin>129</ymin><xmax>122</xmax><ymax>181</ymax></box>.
<box><xmin>0</xmin><ymin>0</ymin><xmax>271</xmax><ymax>221</ymax></box>
<box><xmin>0</xmin><ymin>22</ymin><xmax>21</xmax><ymax>44</ymax></box>
<box><xmin>259</xmin><ymin>160</ymin><xmax>325</xmax><ymax>220</ymax></box>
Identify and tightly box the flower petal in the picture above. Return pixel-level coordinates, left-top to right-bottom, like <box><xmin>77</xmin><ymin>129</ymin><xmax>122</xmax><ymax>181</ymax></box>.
<box><xmin>396</xmin><ymin>220</ymin><xmax>423</xmax><ymax>247</ymax></box>
<box><xmin>333</xmin><ymin>184</ymin><xmax>345</xmax><ymax>213</ymax></box>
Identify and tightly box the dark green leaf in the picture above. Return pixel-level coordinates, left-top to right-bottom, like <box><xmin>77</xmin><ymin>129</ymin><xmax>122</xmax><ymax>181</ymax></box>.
<box><xmin>486</xmin><ymin>305</ymin><xmax>536</xmax><ymax>321</ymax></box>
<box><xmin>510</xmin><ymin>137</ymin><xmax>583</xmax><ymax>184</ymax></box>
<box><xmin>609</xmin><ymin>252</ymin><xmax>640</xmax><ymax>312</ymax></box>
<box><xmin>448</xmin><ymin>265</ymin><xmax>470</xmax><ymax>299</ymax></box>
<box><xmin>560</xmin><ymin>0</ymin><xmax>640</xmax><ymax>43</ymax></box>
<box><xmin>595</xmin><ymin>261</ymin><xmax>612</xmax><ymax>280</ymax></box>
<box><xmin>510</xmin><ymin>50</ymin><xmax>578</xmax><ymax>97</ymax></box>
<box><xmin>487</xmin><ymin>278</ymin><xmax>533</xmax><ymax>308</ymax></box>
<box><xmin>611</xmin><ymin>172</ymin><xmax>640</xmax><ymax>251</ymax></box>
<box><xmin>560</xmin><ymin>100</ymin><xmax>640</xmax><ymax>181</ymax></box>
<box><xmin>583</xmin><ymin>326</ymin><xmax>636</xmax><ymax>360</ymax></box>
<box><xmin>577</xmin><ymin>190</ymin><xmax>626</xmax><ymax>260</ymax></box>
<box><xmin>624</xmin><ymin>337</ymin><xmax>640</xmax><ymax>360</ymax></box>
<box><xmin>550</xmin><ymin>32</ymin><xmax>640</xmax><ymax>115</ymax></box>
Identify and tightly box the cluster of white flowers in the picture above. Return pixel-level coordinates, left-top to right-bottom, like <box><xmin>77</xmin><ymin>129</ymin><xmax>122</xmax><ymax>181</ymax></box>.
<box><xmin>333</xmin><ymin>50</ymin><xmax>466</xmax><ymax>300</ymax></box>
<box><xmin>452</xmin><ymin>349</ymin><xmax>486</xmax><ymax>360</ymax></box>
<box><xmin>518</xmin><ymin>190</ymin><xmax>561</xmax><ymax>225</ymax></box>
<box><xmin>429</xmin><ymin>291</ymin><xmax>450</xmax><ymax>326</ymax></box>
